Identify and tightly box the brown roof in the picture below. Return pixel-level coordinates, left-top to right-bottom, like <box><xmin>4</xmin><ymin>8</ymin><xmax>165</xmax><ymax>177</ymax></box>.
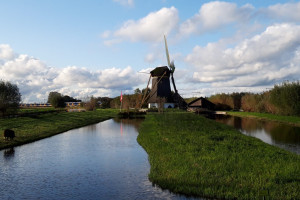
<box><xmin>188</xmin><ymin>97</ymin><xmax>215</xmax><ymax>109</ymax></box>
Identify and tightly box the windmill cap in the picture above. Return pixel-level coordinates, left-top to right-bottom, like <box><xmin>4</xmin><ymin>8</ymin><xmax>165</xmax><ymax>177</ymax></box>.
<box><xmin>150</xmin><ymin>66</ymin><xmax>170</xmax><ymax>77</ymax></box>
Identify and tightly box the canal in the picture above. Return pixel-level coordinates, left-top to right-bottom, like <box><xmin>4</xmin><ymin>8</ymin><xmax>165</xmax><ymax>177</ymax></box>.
<box><xmin>214</xmin><ymin>115</ymin><xmax>300</xmax><ymax>154</ymax></box>
<box><xmin>0</xmin><ymin>118</ymin><xmax>198</xmax><ymax>200</ymax></box>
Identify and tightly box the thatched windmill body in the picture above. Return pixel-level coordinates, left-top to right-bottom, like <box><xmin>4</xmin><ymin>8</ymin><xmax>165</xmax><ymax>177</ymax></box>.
<box><xmin>140</xmin><ymin>36</ymin><xmax>187</xmax><ymax>109</ymax></box>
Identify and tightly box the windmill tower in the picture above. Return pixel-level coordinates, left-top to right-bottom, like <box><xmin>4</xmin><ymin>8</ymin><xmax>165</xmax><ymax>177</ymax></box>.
<box><xmin>139</xmin><ymin>36</ymin><xmax>187</xmax><ymax>109</ymax></box>
<box><xmin>147</xmin><ymin>66</ymin><xmax>173</xmax><ymax>108</ymax></box>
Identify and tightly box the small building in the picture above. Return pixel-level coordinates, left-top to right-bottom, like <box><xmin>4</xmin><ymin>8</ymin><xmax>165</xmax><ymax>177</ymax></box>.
<box><xmin>188</xmin><ymin>97</ymin><xmax>215</xmax><ymax>112</ymax></box>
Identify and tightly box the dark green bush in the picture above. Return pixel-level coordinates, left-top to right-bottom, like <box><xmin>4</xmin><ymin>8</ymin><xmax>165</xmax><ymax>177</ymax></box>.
<box><xmin>0</xmin><ymin>81</ymin><xmax>21</xmax><ymax>117</ymax></box>
<box><xmin>48</xmin><ymin>92</ymin><xmax>65</xmax><ymax>108</ymax></box>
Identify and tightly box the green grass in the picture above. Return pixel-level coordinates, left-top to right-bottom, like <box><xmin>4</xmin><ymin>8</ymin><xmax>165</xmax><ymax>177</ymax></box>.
<box><xmin>228</xmin><ymin>111</ymin><xmax>300</xmax><ymax>127</ymax></box>
<box><xmin>18</xmin><ymin>107</ymin><xmax>57</xmax><ymax>113</ymax></box>
<box><xmin>0</xmin><ymin>109</ymin><xmax>118</xmax><ymax>150</ymax></box>
<box><xmin>137</xmin><ymin>112</ymin><xmax>300</xmax><ymax>199</ymax></box>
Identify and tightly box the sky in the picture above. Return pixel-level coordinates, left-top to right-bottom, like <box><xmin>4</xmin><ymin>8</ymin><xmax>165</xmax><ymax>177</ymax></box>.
<box><xmin>1</xmin><ymin>0</ymin><xmax>300</xmax><ymax>103</ymax></box>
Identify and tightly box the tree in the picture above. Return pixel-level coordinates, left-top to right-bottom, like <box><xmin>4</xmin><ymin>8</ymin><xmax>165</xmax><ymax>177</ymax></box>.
<box><xmin>84</xmin><ymin>96</ymin><xmax>98</xmax><ymax>111</ymax></box>
<box><xmin>231</xmin><ymin>92</ymin><xmax>244</xmax><ymax>110</ymax></box>
<box><xmin>63</xmin><ymin>95</ymin><xmax>81</xmax><ymax>102</ymax></box>
<box><xmin>96</xmin><ymin>97</ymin><xmax>112</xmax><ymax>108</ymax></box>
<box><xmin>0</xmin><ymin>81</ymin><xmax>21</xmax><ymax>117</ymax></box>
<box><xmin>134</xmin><ymin>88</ymin><xmax>141</xmax><ymax>94</ymax></box>
<box><xmin>47</xmin><ymin>91</ymin><xmax>65</xmax><ymax>108</ymax></box>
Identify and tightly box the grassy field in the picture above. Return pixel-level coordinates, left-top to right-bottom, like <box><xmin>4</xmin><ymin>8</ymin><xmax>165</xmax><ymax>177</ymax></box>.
<box><xmin>228</xmin><ymin>111</ymin><xmax>300</xmax><ymax>127</ymax></box>
<box><xmin>137</xmin><ymin>112</ymin><xmax>300</xmax><ymax>199</ymax></box>
<box><xmin>0</xmin><ymin>109</ymin><xmax>118</xmax><ymax>150</ymax></box>
<box><xmin>18</xmin><ymin>107</ymin><xmax>57</xmax><ymax>113</ymax></box>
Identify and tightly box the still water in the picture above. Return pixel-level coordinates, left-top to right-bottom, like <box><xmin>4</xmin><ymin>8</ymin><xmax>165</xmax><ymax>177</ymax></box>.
<box><xmin>0</xmin><ymin>119</ymin><xmax>198</xmax><ymax>200</ymax></box>
<box><xmin>214</xmin><ymin>115</ymin><xmax>300</xmax><ymax>154</ymax></box>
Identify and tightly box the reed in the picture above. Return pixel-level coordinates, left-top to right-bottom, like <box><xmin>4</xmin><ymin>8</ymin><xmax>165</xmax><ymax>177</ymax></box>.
<box><xmin>137</xmin><ymin>112</ymin><xmax>300</xmax><ymax>199</ymax></box>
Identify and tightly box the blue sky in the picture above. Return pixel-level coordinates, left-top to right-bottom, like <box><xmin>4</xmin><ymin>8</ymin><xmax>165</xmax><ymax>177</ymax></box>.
<box><xmin>1</xmin><ymin>0</ymin><xmax>300</xmax><ymax>102</ymax></box>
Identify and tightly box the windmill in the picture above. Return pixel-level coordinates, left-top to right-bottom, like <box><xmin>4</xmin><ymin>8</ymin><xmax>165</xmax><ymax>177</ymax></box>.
<box><xmin>139</xmin><ymin>36</ymin><xmax>187</xmax><ymax>109</ymax></box>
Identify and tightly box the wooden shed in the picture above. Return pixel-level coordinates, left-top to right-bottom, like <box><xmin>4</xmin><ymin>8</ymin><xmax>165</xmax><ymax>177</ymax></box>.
<box><xmin>188</xmin><ymin>97</ymin><xmax>215</xmax><ymax>111</ymax></box>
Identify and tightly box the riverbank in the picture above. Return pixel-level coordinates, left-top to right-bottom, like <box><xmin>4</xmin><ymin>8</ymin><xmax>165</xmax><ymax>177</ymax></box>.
<box><xmin>137</xmin><ymin>112</ymin><xmax>300</xmax><ymax>199</ymax></box>
<box><xmin>0</xmin><ymin>109</ymin><xmax>118</xmax><ymax>150</ymax></box>
<box><xmin>227</xmin><ymin>111</ymin><xmax>300</xmax><ymax>127</ymax></box>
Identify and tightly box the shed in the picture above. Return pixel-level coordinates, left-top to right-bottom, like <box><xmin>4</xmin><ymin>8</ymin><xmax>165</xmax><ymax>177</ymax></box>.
<box><xmin>188</xmin><ymin>97</ymin><xmax>215</xmax><ymax>111</ymax></box>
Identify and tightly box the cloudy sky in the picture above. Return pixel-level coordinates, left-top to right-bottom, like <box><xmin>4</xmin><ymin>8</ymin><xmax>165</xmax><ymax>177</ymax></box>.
<box><xmin>1</xmin><ymin>0</ymin><xmax>300</xmax><ymax>102</ymax></box>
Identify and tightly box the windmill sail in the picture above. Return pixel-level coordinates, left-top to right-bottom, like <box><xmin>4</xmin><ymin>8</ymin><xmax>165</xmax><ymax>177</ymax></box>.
<box><xmin>164</xmin><ymin>35</ymin><xmax>171</xmax><ymax>67</ymax></box>
<box><xmin>164</xmin><ymin>35</ymin><xmax>178</xmax><ymax>93</ymax></box>
<box><xmin>171</xmin><ymin>73</ymin><xmax>177</xmax><ymax>93</ymax></box>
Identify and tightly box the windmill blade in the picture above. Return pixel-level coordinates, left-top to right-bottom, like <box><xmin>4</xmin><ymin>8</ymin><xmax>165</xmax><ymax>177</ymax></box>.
<box><xmin>170</xmin><ymin>60</ymin><xmax>175</xmax><ymax>73</ymax></box>
<box><xmin>164</xmin><ymin>35</ymin><xmax>171</xmax><ymax>67</ymax></box>
<box><xmin>171</xmin><ymin>73</ymin><xmax>178</xmax><ymax>94</ymax></box>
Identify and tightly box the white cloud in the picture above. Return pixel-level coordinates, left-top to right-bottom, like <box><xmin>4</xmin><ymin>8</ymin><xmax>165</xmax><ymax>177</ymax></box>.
<box><xmin>144</xmin><ymin>53</ymin><xmax>155</xmax><ymax>63</ymax></box>
<box><xmin>104</xmin><ymin>7</ymin><xmax>178</xmax><ymax>44</ymax></box>
<box><xmin>186</xmin><ymin>23</ymin><xmax>300</xmax><ymax>88</ymax></box>
<box><xmin>179</xmin><ymin>1</ymin><xmax>254</xmax><ymax>37</ymax></box>
<box><xmin>113</xmin><ymin>0</ymin><xmax>134</xmax><ymax>7</ymax></box>
<box><xmin>53</xmin><ymin>66</ymin><xmax>98</xmax><ymax>87</ymax></box>
<box><xmin>0</xmin><ymin>44</ymin><xmax>15</xmax><ymax>61</ymax></box>
<box><xmin>267</xmin><ymin>2</ymin><xmax>300</xmax><ymax>21</ymax></box>
<box><xmin>0</xmin><ymin>45</ymin><xmax>149</xmax><ymax>102</ymax></box>
<box><xmin>0</xmin><ymin>54</ymin><xmax>48</xmax><ymax>80</ymax></box>
<box><xmin>101</xmin><ymin>30</ymin><xmax>111</xmax><ymax>39</ymax></box>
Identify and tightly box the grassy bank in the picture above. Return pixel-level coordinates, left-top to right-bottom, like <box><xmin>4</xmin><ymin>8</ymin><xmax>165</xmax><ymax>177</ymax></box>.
<box><xmin>228</xmin><ymin>111</ymin><xmax>300</xmax><ymax>127</ymax></box>
<box><xmin>137</xmin><ymin>113</ymin><xmax>300</xmax><ymax>199</ymax></box>
<box><xmin>0</xmin><ymin>109</ymin><xmax>118</xmax><ymax>150</ymax></box>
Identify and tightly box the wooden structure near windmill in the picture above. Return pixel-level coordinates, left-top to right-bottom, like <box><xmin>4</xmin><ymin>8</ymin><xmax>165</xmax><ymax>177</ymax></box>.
<box><xmin>139</xmin><ymin>36</ymin><xmax>187</xmax><ymax>109</ymax></box>
<box><xmin>187</xmin><ymin>97</ymin><xmax>215</xmax><ymax>112</ymax></box>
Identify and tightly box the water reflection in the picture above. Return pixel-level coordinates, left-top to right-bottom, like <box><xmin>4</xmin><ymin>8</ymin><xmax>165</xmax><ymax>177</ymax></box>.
<box><xmin>120</xmin><ymin>119</ymin><xmax>123</xmax><ymax>136</ymax></box>
<box><xmin>3</xmin><ymin>147</ymin><xmax>15</xmax><ymax>159</ymax></box>
<box><xmin>214</xmin><ymin>115</ymin><xmax>300</xmax><ymax>154</ymax></box>
<box><xmin>0</xmin><ymin>119</ymin><xmax>199</xmax><ymax>200</ymax></box>
<box><xmin>113</xmin><ymin>118</ymin><xmax>144</xmax><ymax>130</ymax></box>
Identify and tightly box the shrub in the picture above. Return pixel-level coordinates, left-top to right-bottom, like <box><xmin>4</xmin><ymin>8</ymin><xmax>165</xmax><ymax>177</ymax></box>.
<box><xmin>48</xmin><ymin>92</ymin><xmax>65</xmax><ymax>108</ymax></box>
<box><xmin>270</xmin><ymin>81</ymin><xmax>300</xmax><ymax>115</ymax></box>
<box><xmin>209</xmin><ymin>93</ymin><xmax>235</xmax><ymax>110</ymax></box>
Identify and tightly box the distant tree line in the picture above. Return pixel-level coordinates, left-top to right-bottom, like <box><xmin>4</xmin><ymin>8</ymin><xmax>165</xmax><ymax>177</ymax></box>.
<box><xmin>5</xmin><ymin>79</ymin><xmax>299</xmax><ymax>116</ymax></box>
<box><xmin>209</xmin><ymin>81</ymin><xmax>300</xmax><ymax>116</ymax></box>
<box><xmin>47</xmin><ymin>87</ymin><xmax>150</xmax><ymax>110</ymax></box>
